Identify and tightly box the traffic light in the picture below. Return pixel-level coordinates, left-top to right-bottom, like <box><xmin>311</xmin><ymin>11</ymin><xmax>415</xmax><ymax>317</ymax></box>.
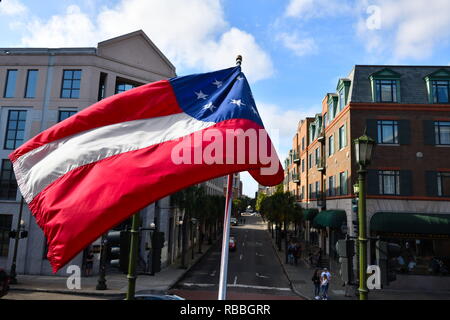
<box><xmin>336</xmin><ymin>239</ymin><xmax>355</xmax><ymax>283</ymax></box>
<box><xmin>376</xmin><ymin>241</ymin><xmax>402</xmax><ymax>286</ymax></box>
<box><xmin>106</xmin><ymin>230</ymin><xmax>130</xmax><ymax>273</ymax></box>
<box><xmin>151</xmin><ymin>232</ymin><xmax>165</xmax><ymax>274</ymax></box>
<box><xmin>351</xmin><ymin>198</ymin><xmax>358</xmax><ymax>236</ymax></box>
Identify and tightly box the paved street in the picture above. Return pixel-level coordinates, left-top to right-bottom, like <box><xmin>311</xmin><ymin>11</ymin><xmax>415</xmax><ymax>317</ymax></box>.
<box><xmin>3</xmin><ymin>291</ymin><xmax>107</xmax><ymax>300</ymax></box>
<box><xmin>169</xmin><ymin>214</ymin><xmax>304</xmax><ymax>300</ymax></box>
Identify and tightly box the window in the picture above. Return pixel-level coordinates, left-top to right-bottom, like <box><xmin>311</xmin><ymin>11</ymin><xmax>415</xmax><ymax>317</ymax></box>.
<box><xmin>437</xmin><ymin>172</ymin><xmax>450</xmax><ymax>197</ymax></box>
<box><xmin>328</xmin><ymin>176</ymin><xmax>335</xmax><ymax>196</ymax></box>
<box><xmin>339</xmin><ymin>124</ymin><xmax>347</xmax><ymax>149</ymax></box>
<box><xmin>339</xmin><ymin>88</ymin><xmax>345</xmax><ymax>112</ymax></box>
<box><xmin>25</xmin><ymin>70</ymin><xmax>38</xmax><ymax>98</ymax></box>
<box><xmin>315</xmin><ymin>181</ymin><xmax>319</xmax><ymax>199</ymax></box>
<box><xmin>377</xmin><ymin>120</ymin><xmax>399</xmax><ymax>144</ymax></box>
<box><xmin>376</xmin><ymin>80</ymin><xmax>398</xmax><ymax>102</ymax></box>
<box><xmin>308</xmin><ymin>154</ymin><xmax>312</xmax><ymax>169</ymax></box>
<box><xmin>308</xmin><ymin>183</ymin><xmax>312</xmax><ymax>199</ymax></box>
<box><xmin>98</xmin><ymin>72</ymin><xmax>107</xmax><ymax>101</ymax></box>
<box><xmin>340</xmin><ymin>171</ymin><xmax>348</xmax><ymax>195</ymax></box>
<box><xmin>4</xmin><ymin>69</ymin><xmax>18</xmax><ymax>98</ymax></box>
<box><xmin>328</xmin><ymin>100</ymin><xmax>335</xmax><ymax>121</ymax></box>
<box><xmin>0</xmin><ymin>215</ymin><xmax>13</xmax><ymax>257</ymax></box>
<box><xmin>378</xmin><ymin>170</ymin><xmax>400</xmax><ymax>195</ymax></box>
<box><xmin>435</xmin><ymin>121</ymin><xmax>450</xmax><ymax>145</ymax></box>
<box><xmin>432</xmin><ymin>80</ymin><xmax>449</xmax><ymax>104</ymax></box>
<box><xmin>61</xmin><ymin>70</ymin><xmax>81</xmax><ymax>98</ymax></box>
<box><xmin>328</xmin><ymin>135</ymin><xmax>334</xmax><ymax>156</ymax></box>
<box><xmin>4</xmin><ymin>110</ymin><xmax>27</xmax><ymax>150</ymax></box>
<box><xmin>301</xmin><ymin>137</ymin><xmax>305</xmax><ymax>151</ymax></box>
<box><xmin>315</xmin><ymin>147</ymin><xmax>320</xmax><ymax>166</ymax></box>
<box><xmin>58</xmin><ymin>110</ymin><xmax>77</xmax><ymax>122</ymax></box>
<box><xmin>115</xmin><ymin>78</ymin><xmax>142</xmax><ymax>94</ymax></box>
<box><xmin>302</xmin><ymin>159</ymin><xmax>305</xmax><ymax>172</ymax></box>
<box><xmin>301</xmin><ymin>186</ymin><xmax>305</xmax><ymax>200</ymax></box>
<box><xmin>324</xmin><ymin>113</ymin><xmax>328</xmax><ymax>127</ymax></box>
<box><xmin>0</xmin><ymin>160</ymin><xmax>18</xmax><ymax>200</ymax></box>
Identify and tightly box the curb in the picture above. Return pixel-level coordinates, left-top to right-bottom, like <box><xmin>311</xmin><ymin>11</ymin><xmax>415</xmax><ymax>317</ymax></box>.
<box><xmin>8</xmin><ymin>241</ymin><xmax>219</xmax><ymax>298</ymax></box>
<box><xmin>265</xmin><ymin>228</ymin><xmax>310</xmax><ymax>300</ymax></box>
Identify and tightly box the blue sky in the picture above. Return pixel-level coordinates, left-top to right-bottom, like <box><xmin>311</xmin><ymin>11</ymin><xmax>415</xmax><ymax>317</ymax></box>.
<box><xmin>1</xmin><ymin>0</ymin><xmax>450</xmax><ymax>197</ymax></box>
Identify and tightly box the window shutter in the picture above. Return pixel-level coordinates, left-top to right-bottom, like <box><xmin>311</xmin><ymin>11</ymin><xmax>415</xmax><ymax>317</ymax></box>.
<box><xmin>366</xmin><ymin>119</ymin><xmax>378</xmax><ymax>143</ymax></box>
<box><xmin>400</xmin><ymin>170</ymin><xmax>412</xmax><ymax>196</ymax></box>
<box><xmin>367</xmin><ymin>170</ymin><xmax>379</xmax><ymax>195</ymax></box>
<box><xmin>398</xmin><ymin>120</ymin><xmax>410</xmax><ymax>145</ymax></box>
<box><xmin>425</xmin><ymin>171</ymin><xmax>438</xmax><ymax>196</ymax></box>
<box><xmin>423</xmin><ymin>120</ymin><xmax>435</xmax><ymax>145</ymax></box>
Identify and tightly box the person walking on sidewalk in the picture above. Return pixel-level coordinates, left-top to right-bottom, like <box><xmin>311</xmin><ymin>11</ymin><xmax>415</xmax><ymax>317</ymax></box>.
<box><xmin>320</xmin><ymin>274</ymin><xmax>329</xmax><ymax>300</ymax></box>
<box><xmin>320</xmin><ymin>268</ymin><xmax>331</xmax><ymax>300</ymax></box>
<box><xmin>312</xmin><ymin>269</ymin><xmax>321</xmax><ymax>299</ymax></box>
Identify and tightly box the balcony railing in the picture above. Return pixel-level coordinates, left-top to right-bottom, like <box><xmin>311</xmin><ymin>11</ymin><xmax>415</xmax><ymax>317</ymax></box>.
<box><xmin>293</xmin><ymin>151</ymin><xmax>300</xmax><ymax>163</ymax></box>
<box><xmin>292</xmin><ymin>173</ymin><xmax>300</xmax><ymax>184</ymax></box>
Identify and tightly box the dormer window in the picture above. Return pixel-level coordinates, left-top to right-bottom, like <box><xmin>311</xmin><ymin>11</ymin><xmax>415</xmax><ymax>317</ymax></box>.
<box><xmin>369</xmin><ymin>68</ymin><xmax>401</xmax><ymax>103</ymax></box>
<box><xmin>431</xmin><ymin>80</ymin><xmax>449</xmax><ymax>104</ymax></box>
<box><xmin>424</xmin><ymin>69</ymin><xmax>450</xmax><ymax>104</ymax></box>
<box><xmin>376</xmin><ymin>79</ymin><xmax>398</xmax><ymax>103</ymax></box>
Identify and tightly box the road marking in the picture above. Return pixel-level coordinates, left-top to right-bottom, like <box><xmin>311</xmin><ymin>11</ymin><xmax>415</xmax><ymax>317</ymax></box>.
<box><xmin>234</xmin><ymin>276</ymin><xmax>238</xmax><ymax>285</ymax></box>
<box><xmin>256</xmin><ymin>252</ymin><xmax>264</xmax><ymax>257</ymax></box>
<box><xmin>240</xmin><ymin>254</ymin><xmax>243</xmax><ymax>260</ymax></box>
<box><xmin>242</xmin><ymin>242</ymin><xmax>245</xmax><ymax>247</ymax></box>
<box><xmin>256</xmin><ymin>272</ymin><xmax>269</xmax><ymax>279</ymax></box>
<box><xmin>180</xmin><ymin>283</ymin><xmax>216</xmax><ymax>288</ymax></box>
<box><xmin>210</xmin><ymin>270</ymin><xmax>216</xmax><ymax>277</ymax></box>
<box><xmin>228</xmin><ymin>284</ymin><xmax>291</xmax><ymax>291</ymax></box>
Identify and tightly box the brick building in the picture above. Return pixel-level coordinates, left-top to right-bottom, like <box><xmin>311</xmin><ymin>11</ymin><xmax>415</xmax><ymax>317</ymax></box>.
<box><xmin>285</xmin><ymin>65</ymin><xmax>450</xmax><ymax>274</ymax></box>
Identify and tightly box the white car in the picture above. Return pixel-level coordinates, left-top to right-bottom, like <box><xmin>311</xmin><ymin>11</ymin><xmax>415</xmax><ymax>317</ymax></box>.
<box><xmin>230</xmin><ymin>217</ymin><xmax>238</xmax><ymax>226</ymax></box>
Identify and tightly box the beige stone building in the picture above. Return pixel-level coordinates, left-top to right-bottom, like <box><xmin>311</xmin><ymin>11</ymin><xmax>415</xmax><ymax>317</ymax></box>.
<box><xmin>0</xmin><ymin>30</ymin><xmax>182</xmax><ymax>275</ymax></box>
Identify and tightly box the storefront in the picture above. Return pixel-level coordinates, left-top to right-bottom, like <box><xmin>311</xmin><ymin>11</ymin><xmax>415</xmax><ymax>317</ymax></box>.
<box><xmin>370</xmin><ymin>212</ymin><xmax>450</xmax><ymax>275</ymax></box>
<box><xmin>312</xmin><ymin>210</ymin><xmax>347</xmax><ymax>258</ymax></box>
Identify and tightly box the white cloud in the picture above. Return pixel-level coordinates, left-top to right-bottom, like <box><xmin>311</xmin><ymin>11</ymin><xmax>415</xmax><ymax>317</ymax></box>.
<box><xmin>357</xmin><ymin>0</ymin><xmax>450</xmax><ymax>60</ymax></box>
<box><xmin>276</xmin><ymin>32</ymin><xmax>317</xmax><ymax>56</ymax></box>
<box><xmin>17</xmin><ymin>0</ymin><xmax>273</xmax><ymax>83</ymax></box>
<box><xmin>284</xmin><ymin>0</ymin><xmax>351</xmax><ymax>19</ymax></box>
<box><xmin>0</xmin><ymin>0</ymin><xmax>27</xmax><ymax>16</ymax></box>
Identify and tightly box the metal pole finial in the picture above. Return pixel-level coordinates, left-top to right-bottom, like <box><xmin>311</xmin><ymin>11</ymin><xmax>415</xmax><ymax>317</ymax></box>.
<box><xmin>236</xmin><ymin>55</ymin><xmax>242</xmax><ymax>66</ymax></box>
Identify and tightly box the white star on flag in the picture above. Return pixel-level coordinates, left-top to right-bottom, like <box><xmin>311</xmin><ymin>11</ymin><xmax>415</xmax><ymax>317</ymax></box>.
<box><xmin>237</xmin><ymin>75</ymin><xmax>244</xmax><ymax>81</ymax></box>
<box><xmin>195</xmin><ymin>91</ymin><xmax>208</xmax><ymax>100</ymax></box>
<box><xmin>212</xmin><ymin>80</ymin><xmax>223</xmax><ymax>88</ymax></box>
<box><xmin>202</xmin><ymin>102</ymin><xmax>215</xmax><ymax>111</ymax></box>
<box><xmin>230</xmin><ymin>99</ymin><xmax>246</xmax><ymax>107</ymax></box>
<box><xmin>251</xmin><ymin>106</ymin><xmax>258</xmax><ymax>114</ymax></box>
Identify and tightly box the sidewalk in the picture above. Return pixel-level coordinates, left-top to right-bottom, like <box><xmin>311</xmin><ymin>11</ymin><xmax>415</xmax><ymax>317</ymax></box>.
<box><xmin>8</xmin><ymin>241</ymin><xmax>217</xmax><ymax>299</ymax></box>
<box><xmin>268</xmin><ymin>228</ymin><xmax>450</xmax><ymax>300</ymax></box>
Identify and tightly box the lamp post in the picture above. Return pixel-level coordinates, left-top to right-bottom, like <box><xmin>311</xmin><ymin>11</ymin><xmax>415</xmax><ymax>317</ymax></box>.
<box><xmin>353</xmin><ymin>133</ymin><xmax>376</xmax><ymax>300</ymax></box>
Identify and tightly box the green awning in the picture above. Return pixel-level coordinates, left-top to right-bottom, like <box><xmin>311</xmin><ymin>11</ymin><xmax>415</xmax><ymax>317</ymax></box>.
<box><xmin>312</xmin><ymin>210</ymin><xmax>347</xmax><ymax>229</ymax></box>
<box><xmin>303</xmin><ymin>208</ymin><xmax>319</xmax><ymax>221</ymax></box>
<box><xmin>371</xmin><ymin>212</ymin><xmax>450</xmax><ymax>235</ymax></box>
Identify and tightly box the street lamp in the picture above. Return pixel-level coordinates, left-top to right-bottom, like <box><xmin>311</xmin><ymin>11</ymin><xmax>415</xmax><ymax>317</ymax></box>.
<box><xmin>9</xmin><ymin>197</ymin><xmax>26</xmax><ymax>285</ymax></box>
<box><xmin>353</xmin><ymin>133</ymin><xmax>376</xmax><ymax>300</ymax></box>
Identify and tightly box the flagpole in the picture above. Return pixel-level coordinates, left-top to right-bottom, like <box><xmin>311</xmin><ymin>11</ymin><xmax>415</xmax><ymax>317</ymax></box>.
<box><xmin>217</xmin><ymin>55</ymin><xmax>242</xmax><ymax>300</ymax></box>
<box><xmin>218</xmin><ymin>173</ymin><xmax>234</xmax><ymax>300</ymax></box>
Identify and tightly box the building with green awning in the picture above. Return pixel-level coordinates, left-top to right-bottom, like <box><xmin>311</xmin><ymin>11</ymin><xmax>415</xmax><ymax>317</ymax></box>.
<box><xmin>312</xmin><ymin>210</ymin><xmax>347</xmax><ymax>229</ymax></box>
<box><xmin>370</xmin><ymin>212</ymin><xmax>450</xmax><ymax>238</ymax></box>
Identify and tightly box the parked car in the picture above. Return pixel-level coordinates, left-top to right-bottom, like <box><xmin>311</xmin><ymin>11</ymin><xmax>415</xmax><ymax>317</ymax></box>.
<box><xmin>0</xmin><ymin>268</ymin><xmax>10</xmax><ymax>299</ymax></box>
<box><xmin>230</xmin><ymin>217</ymin><xmax>238</xmax><ymax>226</ymax></box>
<box><xmin>229</xmin><ymin>236</ymin><xmax>237</xmax><ymax>251</ymax></box>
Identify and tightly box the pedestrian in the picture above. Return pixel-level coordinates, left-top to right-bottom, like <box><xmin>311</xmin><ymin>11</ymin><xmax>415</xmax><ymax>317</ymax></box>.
<box><xmin>320</xmin><ymin>274</ymin><xmax>329</xmax><ymax>300</ymax></box>
<box><xmin>293</xmin><ymin>243</ymin><xmax>300</xmax><ymax>265</ymax></box>
<box><xmin>320</xmin><ymin>268</ymin><xmax>331</xmax><ymax>300</ymax></box>
<box><xmin>287</xmin><ymin>242</ymin><xmax>295</xmax><ymax>265</ymax></box>
<box><xmin>85</xmin><ymin>250</ymin><xmax>94</xmax><ymax>277</ymax></box>
<box><xmin>311</xmin><ymin>269</ymin><xmax>321</xmax><ymax>299</ymax></box>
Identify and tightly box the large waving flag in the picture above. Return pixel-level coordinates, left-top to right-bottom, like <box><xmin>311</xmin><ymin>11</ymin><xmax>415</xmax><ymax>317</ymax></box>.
<box><xmin>10</xmin><ymin>66</ymin><xmax>283</xmax><ymax>272</ymax></box>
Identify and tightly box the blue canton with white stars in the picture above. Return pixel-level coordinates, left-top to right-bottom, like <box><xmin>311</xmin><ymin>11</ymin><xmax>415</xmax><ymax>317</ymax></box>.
<box><xmin>169</xmin><ymin>66</ymin><xmax>264</xmax><ymax>128</ymax></box>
